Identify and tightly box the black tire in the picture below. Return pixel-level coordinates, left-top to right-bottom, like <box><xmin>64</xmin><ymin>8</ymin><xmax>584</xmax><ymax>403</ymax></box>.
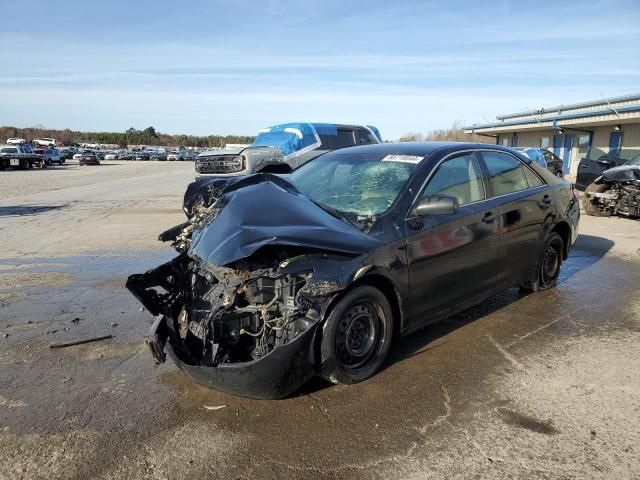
<box><xmin>319</xmin><ymin>286</ymin><xmax>393</xmax><ymax>384</ymax></box>
<box><xmin>519</xmin><ymin>232</ymin><xmax>564</xmax><ymax>293</ymax></box>
<box><xmin>583</xmin><ymin>182</ymin><xmax>612</xmax><ymax>217</ymax></box>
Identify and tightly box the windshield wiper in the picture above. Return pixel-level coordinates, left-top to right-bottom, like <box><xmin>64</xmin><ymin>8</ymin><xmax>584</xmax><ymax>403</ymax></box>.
<box><xmin>311</xmin><ymin>201</ymin><xmax>359</xmax><ymax>226</ymax></box>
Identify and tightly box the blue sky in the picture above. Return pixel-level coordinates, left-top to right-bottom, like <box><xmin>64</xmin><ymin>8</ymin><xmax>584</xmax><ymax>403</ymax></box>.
<box><xmin>1</xmin><ymin>0</ymin><xmax>639</xmax><ymax>139</ymax></box>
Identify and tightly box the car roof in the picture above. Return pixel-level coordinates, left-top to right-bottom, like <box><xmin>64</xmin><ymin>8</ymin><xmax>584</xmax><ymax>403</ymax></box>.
<box><xmin>327</xmin><ymin>141</ymin><xmax>512</xmax><ymax>156</ymax></box>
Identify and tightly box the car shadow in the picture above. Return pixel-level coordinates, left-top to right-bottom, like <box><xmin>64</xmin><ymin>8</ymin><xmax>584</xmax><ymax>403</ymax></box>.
<box><xmin>295</xmin><ymin>233</ymin><xmax>614</xmax><ymax>397</ymax></box>
<box><xmin>0</xmin><ymin>204</ymin><xmax>68</xmax><ymax>216</ymax></box>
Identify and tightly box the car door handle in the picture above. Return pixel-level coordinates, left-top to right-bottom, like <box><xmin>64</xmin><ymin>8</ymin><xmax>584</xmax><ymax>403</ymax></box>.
<box><xmin>580</xmin><ymin>163</ymin><xmax>590</xmax><ymax>168</ymax></box>
<box><xmin>481</xmin><ymin>212</ymin><xmax>496</xmax><ymax>224</ymax></box>
<box><xmin>538</xmin><ymin>195</ymin><xmax>552</xmax><ymax>208</ymax></box>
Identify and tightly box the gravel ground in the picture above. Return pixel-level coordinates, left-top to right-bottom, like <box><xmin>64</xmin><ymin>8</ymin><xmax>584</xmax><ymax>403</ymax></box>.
<box><xmin>0</xmin><ymin>160</ymin><xmax>193</xmax><ymax>200</ymax></box>
<box><xmin>0</xmin><ymin>168</ymin><xmax>639</xmax><ymax>479</ymax></box>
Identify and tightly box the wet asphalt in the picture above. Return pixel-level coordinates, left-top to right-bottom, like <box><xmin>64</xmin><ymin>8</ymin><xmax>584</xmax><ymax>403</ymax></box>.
<box><xmin>0</xmin><ymin>164</ymin><xmax>639</xmax><ymax>479</ymax></box>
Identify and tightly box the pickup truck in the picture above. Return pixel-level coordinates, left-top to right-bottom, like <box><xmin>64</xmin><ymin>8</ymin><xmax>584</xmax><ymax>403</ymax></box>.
<box><xmin>0</xmin><ymin>144</ymin><xmax>43</xmax><ymax>169</ymax></box>
<box><xmin>195</xmin><ymin>123</ymin><xmax>382</xmax><ymax>179</ymax></box>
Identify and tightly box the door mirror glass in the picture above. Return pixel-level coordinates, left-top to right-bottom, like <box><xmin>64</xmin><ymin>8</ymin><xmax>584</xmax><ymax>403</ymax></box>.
<box><xmin>413</xmin><ymin>195</ymin><xmax>459</xmax><ymax>216</ymax></box>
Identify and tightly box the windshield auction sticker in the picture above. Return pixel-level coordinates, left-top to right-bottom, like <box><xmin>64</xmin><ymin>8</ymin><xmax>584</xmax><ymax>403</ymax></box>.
<box><xmin>382</xmin><ymin>154</ymin><xmax>424</xmax><ymax>164</ymax></box>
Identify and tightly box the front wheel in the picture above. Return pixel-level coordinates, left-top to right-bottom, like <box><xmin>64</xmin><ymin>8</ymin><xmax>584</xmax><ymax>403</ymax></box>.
<box><xmin>319</xmin><ymin>286</ymin><xmax>393</xmax><ymax>384</ymax></box>
<box><xmin>519</xmin><ymin>232</ymin><xmax>564</xmax><ymax>292</ymax></box>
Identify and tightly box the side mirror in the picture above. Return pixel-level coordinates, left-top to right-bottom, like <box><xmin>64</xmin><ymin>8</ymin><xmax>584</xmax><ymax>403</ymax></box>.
<box><xmin>413</xmin><ymin>195</ymin><xmax>459</xmax><ymax>216</ymax></box>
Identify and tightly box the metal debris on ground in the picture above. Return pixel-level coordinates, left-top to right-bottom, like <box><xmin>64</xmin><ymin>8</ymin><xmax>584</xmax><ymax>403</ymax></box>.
<box><xmin>49</xmin><ymin>334</ymin><xmax>113</xmax><ymax>349</ymax></box>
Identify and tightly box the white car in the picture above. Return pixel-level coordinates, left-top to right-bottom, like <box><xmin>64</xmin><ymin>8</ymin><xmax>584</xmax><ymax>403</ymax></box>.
<box><xmin>104</xmin><ymin>152</ymin><xmax>118</xmax><ymax>160</ymax></box>
<box><xmin>34</xmin><ymin>138</ymin><xmax>57</xmax><ymax>147</ymax></box>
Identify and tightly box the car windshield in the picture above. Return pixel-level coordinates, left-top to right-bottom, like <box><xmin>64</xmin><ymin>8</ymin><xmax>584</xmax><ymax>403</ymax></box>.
<box><xmin>624</xmin><ymin>154</ymin><xmax>640</xmax><ymax>167</ymax></box>
<box><xmin>290</xmin><ymin>151</ymin><xmax>420</xmax><ymax>217</ymax></box>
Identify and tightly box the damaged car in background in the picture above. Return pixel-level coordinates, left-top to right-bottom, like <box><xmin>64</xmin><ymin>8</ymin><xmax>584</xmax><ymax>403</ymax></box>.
<box><xmin>127</xmin><ymin>142</ymin><xmax>579</xmax><ymax>399</ymax></box>
<box><xmin>583</xmin><ymin>153</ymin><xmax>640</xmax><ymax>218</ymax></box>
<box><xmin>194</xmin><ymin>122</ymin><xmax>382</xmax><ymax>179</ymax></box>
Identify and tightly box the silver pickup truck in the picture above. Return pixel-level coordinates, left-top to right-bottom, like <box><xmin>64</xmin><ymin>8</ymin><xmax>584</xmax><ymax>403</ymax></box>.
<box><xmin>195</xmin><ymin>123</ymin><xmax>382</xmax><ymax>179</ymax></box>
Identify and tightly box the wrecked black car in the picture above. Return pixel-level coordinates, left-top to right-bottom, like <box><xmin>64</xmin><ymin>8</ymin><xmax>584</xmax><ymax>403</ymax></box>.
<box><xmin>583</xmin><ymin>154</ymin><xmax>640</xmax><ymax>218</ymax></box>
<box><xmin>127</xmin><ymin>142</ymin><xmax>579</xmax><ymax>399</ymax></box>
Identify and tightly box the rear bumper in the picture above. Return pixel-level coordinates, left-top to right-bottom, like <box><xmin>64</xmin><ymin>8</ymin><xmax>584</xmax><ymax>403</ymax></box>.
<box><xmin>152</xmin><ymin>315</ymin><xmax>320</xmax><ymax>400</ymax></box>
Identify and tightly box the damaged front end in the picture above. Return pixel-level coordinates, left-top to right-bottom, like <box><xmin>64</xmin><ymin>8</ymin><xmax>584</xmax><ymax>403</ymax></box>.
<box><xmin>128</xmin><ymin>173</ymin><xmax>378</xmax><ymax>398</ymax></box>
<box><xmin>584</xmin><ymin>168</ymin><xmax>640</xmax><ymax>218</ymax></box>
<box><xmin>127</xmin><ymin>250</ymin><xmax>338</xmax><ymax>399</ymax></box>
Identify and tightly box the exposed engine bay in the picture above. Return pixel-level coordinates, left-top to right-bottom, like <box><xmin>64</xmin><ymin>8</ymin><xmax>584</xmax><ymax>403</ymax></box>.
<box><xmin>584</xmin><ymin>167</ymin><xmax>640</xmax><ymax>218</ymax></box>
<box><xmin>128</xmin><ymin>248</ymin><xmax>326</xmax><ymax>367</ymax></box>
<box><xmin>126</xmin><ymin>174</ymin><xmax>376</xmax><ymax>397</ymax></box>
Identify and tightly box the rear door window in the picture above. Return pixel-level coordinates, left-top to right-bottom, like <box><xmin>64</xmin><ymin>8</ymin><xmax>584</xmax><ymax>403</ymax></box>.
<box><xmin>481</xmin><ymin>151</ymin><xmax>530</xmax><ymax>196</ymax></box>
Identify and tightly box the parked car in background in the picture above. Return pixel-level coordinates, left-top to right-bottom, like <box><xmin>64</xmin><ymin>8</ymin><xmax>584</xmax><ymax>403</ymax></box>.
<box><xmin>79</xmin><ymin>152</ymin><xmax>100</xmax><ymax>166</ymax></box>
<box><xmin>575</xmin><ymin>152</ymin><xmax>634</xmax><ymax>190</ymax></box>
<box><xmin>6</xmin><ymin>137</ymin><xmax>26</xmax><ymax>145</ymax></box>
<box><xmin>58</xmin><ymin>148</ymin><xmax>75</xmax><ymax>161</ymax></box>
<box><xmin>33</xmin><ymin>138</ymin><xmax>56</xmax><ymax>147</ymax></box>
<box><xmin>135</xmin><ymin>151</ymin><xmax>151</xmax><ymax>161</ymax></box>
<box><xmin>167</xmin><ymin>151</ymin><xmax>185</xmax><ymax>161</ymax></box>
<box><xmin>33</xmin><ymin>147</ymin><xmax>63</xmax><ymax>166</ymax></box>
<box><xmin>583</xmin><ymin>153</ymin><xmax>640</xmax><ymax>218</ymax></box>
<box><xmin>104</xmin><ymin>151</ymin><xmax>118</xmax><ymax>160</ymax></box>
<box><xmin>118</xmin><ymin>151</ymin><xmax>134</xmax><ymax>160</ymax></box>
<box><xmin>513</xmin><ymin>148</ymin><xmax>564</xmax><ymax>177</ymax></box>
<box><xmin>195</xmin><ymin>123</ymin><xmax>382</xmax><ymax>179</ymax></box>
<box><xmin>0</xmin><ymin>144</ymin><xmax>42</xmax><ymax>169</ymax></box>
<box><xmin>129</xmin><ymin>142</ymin><xmax>579</xmax><ymax>399</ymax></box>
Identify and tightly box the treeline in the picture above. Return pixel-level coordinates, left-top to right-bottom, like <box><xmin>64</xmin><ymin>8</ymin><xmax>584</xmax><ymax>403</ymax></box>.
<box><xmin>0</xmin><ymin>125</ymin><xmax>255</xmax><ymax>148</ymax></box>
<box><xmin>398</xmin><ymin>120</ymin><xmax>493</xmax><ymax>144</ymax></box>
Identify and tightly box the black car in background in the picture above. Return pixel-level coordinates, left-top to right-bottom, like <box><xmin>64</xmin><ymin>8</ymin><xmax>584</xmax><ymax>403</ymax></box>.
<box><xmin>514</xmin><ymin>148</ymin><xmax>564</xmax><ymax>177</ymax></box>
<box><xmin>127</xmin><ymin>142</ymin><xmax>580</xmax><ymax>399</ymax></box>
<box><xmin>575</xmin><ymin>152</ymin><xmax>633</xmax><ymax>190</ymax></box>
<box><xmin>79</xmin><ymin>152</ymin><xmax>100</xmax><ymax>166</ymax></box>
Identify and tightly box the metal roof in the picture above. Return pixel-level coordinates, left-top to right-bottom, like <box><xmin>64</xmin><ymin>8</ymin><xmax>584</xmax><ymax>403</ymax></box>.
<box><xmin>495</xmin><ymin>92</ymin><xmax>640</xmax><ymax>120</ymax></box>
<box><xmin>465</xmin><ymin>103</ymin><xmax>640</xmax><ymax>132</ymax></box>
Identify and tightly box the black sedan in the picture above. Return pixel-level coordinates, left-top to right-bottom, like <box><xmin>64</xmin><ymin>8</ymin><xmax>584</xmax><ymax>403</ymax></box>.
<box><xmin>127</xmin><ymin>142</ymin><xmax>580</xmax><ymax>399</ymax></box>
<box><xmin>79</xmin><ymin>152</ymin><xmax>100</xmax><ymax>166</ymax></box>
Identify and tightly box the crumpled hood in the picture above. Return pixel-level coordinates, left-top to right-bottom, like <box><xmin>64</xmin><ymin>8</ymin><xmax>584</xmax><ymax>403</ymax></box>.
<box><xmin>602</xmin><ymin>165</ymin><xmax>640</xmax><ymax>182</ymax></box>
<box><xmin>188</xmin><ymin>174</ymin><xmax>382</xmax><ymax>267</ymax></box>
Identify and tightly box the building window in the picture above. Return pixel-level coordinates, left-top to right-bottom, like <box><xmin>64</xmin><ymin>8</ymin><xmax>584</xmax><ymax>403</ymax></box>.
<box><xmin>501</xmin><ymin>137</ymin><xmax>509</xmax><ymax>146</ymax></box>
<box><xmin>540</xmin><ymin>136</ymin><xmax>550</xmax><ymax>149</ymax></box>
<box><xmin>577</xmin><ymin>134</ymin><xmax>590</xmax><ymax>156</ymax></box>
<box><xmin>510</xmin><ymin>134</ymin><xmax>517</xmax><ymax>147</ymax></box>
<box><xmin>609</xmin><ymin>131</ymin><xmax>623</xmax><ymax>157</ymax></box>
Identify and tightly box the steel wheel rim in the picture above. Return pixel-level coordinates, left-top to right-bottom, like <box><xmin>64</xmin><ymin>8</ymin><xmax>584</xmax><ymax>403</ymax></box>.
<box><xmin>541</xmin><ymin>245</ymin><xmax>559</xmax><ymax>284</ymax></box>
<box><xmin>335</xmin><ymin>301</ymin><xmax>381</xmax><ymax>372</ymax></box>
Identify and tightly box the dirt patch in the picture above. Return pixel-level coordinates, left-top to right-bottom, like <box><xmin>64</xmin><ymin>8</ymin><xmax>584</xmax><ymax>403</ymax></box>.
<box><xmin>0</xmin><ymin>272</ymin><xmax>70</xmax><ymax>289</ymax></box>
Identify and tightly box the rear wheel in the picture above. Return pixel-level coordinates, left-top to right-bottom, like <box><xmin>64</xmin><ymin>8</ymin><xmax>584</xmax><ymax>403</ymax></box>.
<box><xmin>519</xmin><ymin>232</ymin><xmax>564</xmax><ymax>292</ymax></box>
<box><xmin>583</xmin><ymin>182</ymin><xmax>612</xmax><ymax>217</ymax></box>
<box><xmin>319</xmin><ymin>286</ymin><xmax>393</xmax><ymax>384</ymax></box>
